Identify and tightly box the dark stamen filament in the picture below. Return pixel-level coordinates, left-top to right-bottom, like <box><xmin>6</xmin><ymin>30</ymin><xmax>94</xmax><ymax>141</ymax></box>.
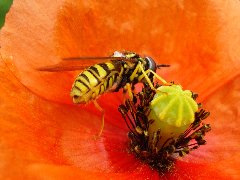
<box><xmin>118</xmin><ymin>83</ymin><xmax>211</xmax><ymax>173</ymax></box>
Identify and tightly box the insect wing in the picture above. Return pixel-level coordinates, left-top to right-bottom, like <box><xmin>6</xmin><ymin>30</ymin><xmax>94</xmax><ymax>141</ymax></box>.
<box><xmin>37</xmin><ymin>62</ymin><xmax>91</xmax><ymax>72</ymax></box>
<box><xmin>37</xmin><ymin>56</ymin><xmax>124</xmax><ymax>72</ymax></box>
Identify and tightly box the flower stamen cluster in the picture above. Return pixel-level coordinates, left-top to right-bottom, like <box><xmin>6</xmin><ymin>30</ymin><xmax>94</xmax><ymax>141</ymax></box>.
<box><xmin>118</xmin><ymin>83</ymin><xmax>211</xmax><ymax>173</ymax></box>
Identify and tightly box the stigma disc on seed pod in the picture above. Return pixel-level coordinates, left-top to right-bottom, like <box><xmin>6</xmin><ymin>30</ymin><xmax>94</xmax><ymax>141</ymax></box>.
<box><xmin>148</xmin><ymin>85</ymin><xmax>198</xmax><ymax>146</ymax></box>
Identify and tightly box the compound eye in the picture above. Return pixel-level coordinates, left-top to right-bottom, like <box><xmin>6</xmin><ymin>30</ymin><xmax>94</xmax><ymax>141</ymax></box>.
<box><xmin>145</xmin><ymin>57</ymin><xmax>157</xmax><ymax>72</ymax></box>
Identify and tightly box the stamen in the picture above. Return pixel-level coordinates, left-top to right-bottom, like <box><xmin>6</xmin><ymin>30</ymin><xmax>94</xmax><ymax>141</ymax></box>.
<box><xmin>118</xmin><ymin>83</ymin><xmax>211</xmax><ymax>173</ymax></box>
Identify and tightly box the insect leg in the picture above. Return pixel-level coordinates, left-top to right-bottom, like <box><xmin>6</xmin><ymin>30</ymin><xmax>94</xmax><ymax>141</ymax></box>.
<box><xmin>130</xmin><ymin>62</ymin><xmax>156</xmax><ymax>90</ymax></box>
<box><xmin>93</xmin><ymin>100</ymin><xmax>105</xmax><ymax>137</ymax></box>
<box><xmin>138</xmin><ymin>67</ymin><xmax>171</xmax><ymax>96</ymax></box>
<box><xmin>124</xmin><ymin>83</ymin><xmax>134</xmax><ymax>101</ymax></box>
<box><xmin>135</xmin><ymin>62</ymin><xmax>171</xmax><ymax>91</ymax></box>
<box><xmin>141</xmin><ymin>69</ymin><xmax>170</xmax><ymax>85</ymax></box>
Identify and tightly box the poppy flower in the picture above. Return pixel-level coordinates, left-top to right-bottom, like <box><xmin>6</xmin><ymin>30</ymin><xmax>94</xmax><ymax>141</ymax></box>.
<box><xmin>0</xmin><ymin>0</ymin><xmax>240</xmax><ymax>179</ymax></box>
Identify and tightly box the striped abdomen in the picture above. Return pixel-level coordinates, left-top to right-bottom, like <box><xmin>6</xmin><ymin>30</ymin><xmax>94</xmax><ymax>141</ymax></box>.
<box><xmin>70</xmin><ymin>62</ymin><xmax>122</xmax><ymax>103</ymax></box>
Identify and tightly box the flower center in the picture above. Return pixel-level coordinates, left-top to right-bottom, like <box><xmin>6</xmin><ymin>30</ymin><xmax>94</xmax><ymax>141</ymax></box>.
<box><xmin>148</xmin><ymin>85</ymin><xmax>198</xmax><ymax>148</ymax></box>
<box><xmin>118</xmin><ymin>83</ymin><xmax>211</xmax><ymax>173</ymax></box>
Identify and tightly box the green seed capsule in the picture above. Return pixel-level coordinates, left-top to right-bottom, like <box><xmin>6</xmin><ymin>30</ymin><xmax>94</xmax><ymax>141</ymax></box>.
<box><xmin>148</xmin><ymin>85</ymin><xmax>198</xmax><ymax>147</ymax></box>
<box><xmin>118</xmin><ymin>83</ymin><xmax>211</xmax><ymax>172</ymax></box>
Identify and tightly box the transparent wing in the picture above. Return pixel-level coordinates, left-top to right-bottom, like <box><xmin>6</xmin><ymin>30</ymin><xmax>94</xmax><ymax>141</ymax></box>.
<box><xmin>37</xmin><ymin>56</ymin><xmax>125</xmax><ymax>72</ymax></box>
<box><xmin>62</xmin><ymin>56</ymin><xmax>122</xmax><ymax>60</ymax></box>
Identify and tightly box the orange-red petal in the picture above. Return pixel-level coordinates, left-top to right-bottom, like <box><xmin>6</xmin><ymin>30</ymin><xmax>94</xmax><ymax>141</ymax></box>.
<box><xmin>1</xmin><ymin>53</ymin><xmax>240</xmax><ymax>179</ymax></box>
<box><xmin>1</xmin><ymin>0</ymin><xmax>240</xmax><ymax>179</ymax></box>
<box><xmin>183</xmin><ymin>75</ymin><xmax>240</xmax><ymax>179</ymax></box>
<box><xmin>1</xmin><ymin>0</ymin><xmax>240</xmax><ymax>103</ymax></box>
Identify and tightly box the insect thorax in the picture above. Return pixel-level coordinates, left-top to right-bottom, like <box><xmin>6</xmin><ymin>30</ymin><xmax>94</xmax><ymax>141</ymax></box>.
<box><xmin>113</xmin><ymin>57</ymin><xmax>150</xmax><ymax>92</ymax></box>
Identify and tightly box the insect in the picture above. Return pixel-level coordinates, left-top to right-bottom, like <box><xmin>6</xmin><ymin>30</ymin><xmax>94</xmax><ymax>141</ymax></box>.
<box><xmin>38</xmin><ymin>51</ymin><xmax>169</xmax><ymax>136</ymax></box>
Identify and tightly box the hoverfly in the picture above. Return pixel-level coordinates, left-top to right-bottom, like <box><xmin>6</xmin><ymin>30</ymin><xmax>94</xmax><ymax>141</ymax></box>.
<box><xmin>38</xmin><ymin>51</ymin><xmax>169</xmax><ymax>136</ymax></box>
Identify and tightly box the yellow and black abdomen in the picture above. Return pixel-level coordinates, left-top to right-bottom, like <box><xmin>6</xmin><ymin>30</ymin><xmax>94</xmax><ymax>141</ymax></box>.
<box><xmin>70</xmin><ymin>62</ymin><xmax>122</xmax><ymax>103</ymax></box>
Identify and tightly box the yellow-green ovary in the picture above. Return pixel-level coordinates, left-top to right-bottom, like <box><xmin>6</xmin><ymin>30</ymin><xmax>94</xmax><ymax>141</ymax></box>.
<box><xmin>149</xmin><ymin>85</ymin><xmax>198</xmax><ymax>128</ymax></box>
<box><xmin>148</xmin><ymin>85</ymin><xmax>198</xmax><ymax>147</ymax></box>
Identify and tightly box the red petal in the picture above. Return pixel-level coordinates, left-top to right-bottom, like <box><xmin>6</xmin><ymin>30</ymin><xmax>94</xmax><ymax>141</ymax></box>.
<box><xmin>1</xmin><ymin>0</ymin><xmax>240</xmax><ymax>103</ymax></box>
<box><xmin>182</xmin><ymin>74</ymin><xmax>240</xmax><ymax>179</ymax></box>
<box><xmin>1</xmin><ymin>0</ymin><xmax>240</xmax><ymax>179</ymax></box>
<box><xmin>1</xmin><ymin>59</ymin><xmax>239</xmax><ymax>179</ymax></box>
